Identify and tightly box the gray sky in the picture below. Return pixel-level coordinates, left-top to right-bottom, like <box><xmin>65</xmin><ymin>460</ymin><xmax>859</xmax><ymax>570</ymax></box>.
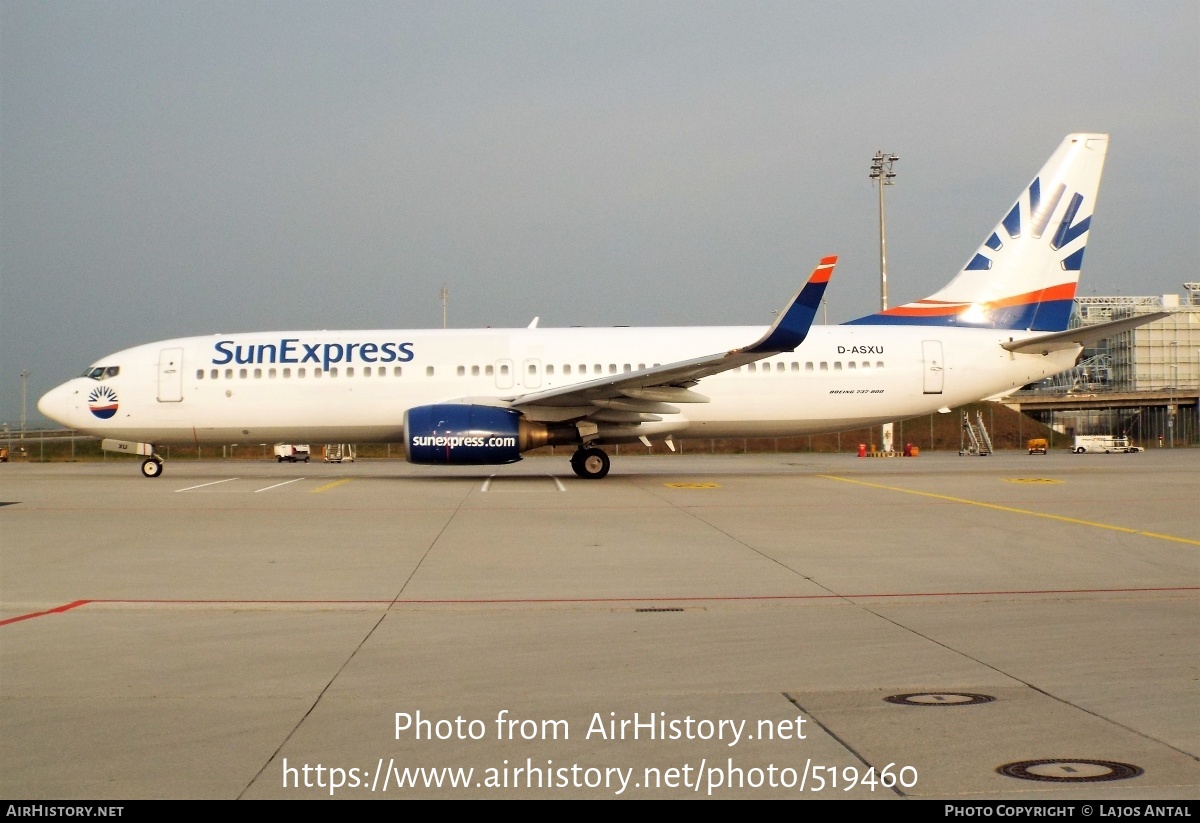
<box><xmin>3</xmin><ymin>1</ymin><xmax>1198</xmax><ymax>427</ymax></box>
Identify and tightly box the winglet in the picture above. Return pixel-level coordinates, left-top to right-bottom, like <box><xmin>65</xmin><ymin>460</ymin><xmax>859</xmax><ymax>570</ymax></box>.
<box><xmin>745</xmin><ymin>256</ymin><xmax>836</xmax><ymax>353</ymax></box>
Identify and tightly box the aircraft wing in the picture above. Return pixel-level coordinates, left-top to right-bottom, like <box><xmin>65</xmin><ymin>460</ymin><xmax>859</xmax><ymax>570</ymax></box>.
<box><xmin>508</xmin><ymin>256</ymin><xmax>836</xmax><ymax>422</ymax></box>
<box><xmin>1000</xmin><ymin>311</ymin><xmax>1171</xmax><ymax>354</ymax></box>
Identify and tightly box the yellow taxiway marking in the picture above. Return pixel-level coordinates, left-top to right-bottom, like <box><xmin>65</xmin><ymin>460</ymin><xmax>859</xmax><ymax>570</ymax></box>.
<box><xmin>1003</xmin><ymin>478</ymin><xmax>1064</xmax><ymax>484</ymax></box>
<box><xmin>819</xmin><ymin>475</ymin><xmax>1200</xmax><ymax>547</ymax></box>
<box><xmin>310</xmin><ymin>478</ymin><xmax>353</xmax><ymax>494</ymax></box>
<box><xmin>665</xmin><ymin>482</ymin><xmax>720</xmax><ymax>489</ymax></box>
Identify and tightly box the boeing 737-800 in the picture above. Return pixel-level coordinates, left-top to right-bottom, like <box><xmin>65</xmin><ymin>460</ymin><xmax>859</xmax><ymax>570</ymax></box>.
<box><xmin>38</xmin><ymin>133</ymin><xmax>1160</xmax><ymax>479</ymax></box>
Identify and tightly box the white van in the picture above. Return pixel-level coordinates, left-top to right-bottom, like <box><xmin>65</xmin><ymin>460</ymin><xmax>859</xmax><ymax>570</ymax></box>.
<box><xmin>274</xmin><ymin>444</ymin><xmax>311</xmax><ymax>463</ymax></box>
<box><xmin>1072</xmin><ymin>435</ymin><xmax>1141</xmax><ymax>454</ymax></box>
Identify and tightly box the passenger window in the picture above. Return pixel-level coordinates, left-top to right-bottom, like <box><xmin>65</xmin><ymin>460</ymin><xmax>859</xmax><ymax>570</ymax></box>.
<box><xmin>239</xmin><ymin>369</ymin><xmax>248</xmax><ymax>379</ymax></box>
<box><xmin>471</xmin><ymin>366</ymin><xmax>480</xmax><ymax>376</ymax></box>
<box><xmin>834</xmin><ymin>362</ymin><xmax>842</xmax><ymax>371</ymax></box>
<box><xmin>546</xmin><ymin>365</ymin><xmax>554</xmax><ymax>375</ymax></box>
<box><xmin>528</xmin><ymin>364</ymin><xmax>536</xmax><ymax>375</ymax></box>
<box><xmin>426</xmin><ymin>366</ymin><xmax>435</xmax><ymax>376</ymax></box>
<box><xmin>394</xmin><ymin>366</ymin><xmax>403</xmax><ymax>377</ymax></box>
<box><xmin>196</xmin><ymin>370</ymin><xmax>204</xmax><ymax>379</ymax></box>
<box><xmin>876</xmin><ymin>361</ymin><xmax>884</xmax><ymax>369</ymax></box>
<box><xmin>623</xmin><ymin>363</ymin><xmax>631</xmax><ymax>372</ymax></box>
<box><xmin>564</xmin><ymin>365</ymin><xmax>572</xmax><ymax>375</ymax></box>
<box><xmin>638</xmin><ymin>363</ymin><xmax>645</xmax><ymax>370</ymax></box>
<box><xmin>791</xmin><ymin>362</ymin><xmax>799</xmax><ymax>371</ymax></box>
<box><xmin>269</xmin><ymin>368</ymin><xmax>277</xmax><ymax>378</ymax></box>
<box><xmin>210</xmin><ymin>369</ymin><xmax>218</xmax><ymax>379</ymax></box>
<box><xmin>298</xmin><ymin>368</ymin><xmax>306</xmax><ymax>378</ymax></box>
<box><xmin>329</xmin><ymin>367</ymin><xmax>338</xmax><ymax>377</ymax></box>
<box><xmin>283</xmin><ymin>368</ymin><xmax>291</xmax><ymax>378</ymax></box>
<box><xmin>608</xmin><ymin>364</ymin><xmax>616</xmax><ymax>374</ymax></box>
<box><xmin>848</xmin><ymin>362</ymin><xmax>856</xmax><ymax>370</ymax></box>
<box><xmin>776</xmin><ymin>363</ymin><xmax>784</xmax><ymax>373</ymax></box>
<box><xmin>861</xmin><ymin>362</ymin><xmax>870</xmax><ymax>370</ymax></box>
<box><xmin>819</xmin><ymin>362</ymin><xmax>828</xmax><ymax>371</ymax></box>
<box><xmin>500</xmin><ymin>364</ymin><xmax>509</xmax><ymax>375</ymax></box>
<box><xmin>594</xmin><ymin>365</ymin><xmax>602</xmax><ymax>375</ymax></box>
<box><xmin>314</xmin><ymin>368</ymin><xmax>323</xmax><ymax>378</ymax></box>
<box><xmin>225</xmin><ymin>369</ymin><xmax>233</xmax><ymax>379</ymax></box>
<box><xmin>485</xmin><ymin>365</ymin><xmax>493</xmax><ymax>376</ymax></box>
<box><xmin>457</xmin><ymin>366</ymin><xmax>465</xmax><ymax>376</ymax></box>
<box><xmin>805</xmin><ymin>362</ymin><xmax>814</xmax><ymax>371</ymax></box>
<box><xmin>346</xmin><ymin>367</ymin><xmax>354</xmax><ymax>377</ymax></box>
<box><xmin>254</xmin><ymin>368</ymin><xmax>263</xmax><ymax>378</ymax></box>
<box><xmin>364</xmin><ymin>366</ymin><xmax>372</xmax><ymax>377</ymax></box>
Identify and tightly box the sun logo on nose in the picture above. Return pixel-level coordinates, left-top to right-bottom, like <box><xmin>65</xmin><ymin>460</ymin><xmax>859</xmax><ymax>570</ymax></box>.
<box><xmin>87</xmin><ymin>386</ymin><xmax>119</xmax><ymax>419</ymax></box>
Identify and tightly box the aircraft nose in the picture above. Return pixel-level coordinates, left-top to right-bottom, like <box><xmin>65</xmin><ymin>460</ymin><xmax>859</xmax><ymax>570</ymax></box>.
<box><xmin>38</xmin><ymin>381</ymin><xmax>84</xmax><ymax>428</ymax></box>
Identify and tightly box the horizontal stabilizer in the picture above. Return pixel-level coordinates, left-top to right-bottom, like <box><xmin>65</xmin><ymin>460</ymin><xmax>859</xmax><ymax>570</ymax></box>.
<box><xmin>1001</xmin><ymin>312</ymin><xmax>1170</xmax><ymax>354</ymax></box>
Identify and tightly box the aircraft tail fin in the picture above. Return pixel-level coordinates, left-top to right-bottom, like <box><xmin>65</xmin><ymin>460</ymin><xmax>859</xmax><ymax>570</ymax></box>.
<box><xmin>847</xmin><ymin>133</ymin><xmax>1109</xmax><ymax>332</ymax></box>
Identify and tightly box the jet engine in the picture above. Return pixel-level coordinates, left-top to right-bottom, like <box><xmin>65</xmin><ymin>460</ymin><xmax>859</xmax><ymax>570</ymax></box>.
<box><xmin>403</xmin><ymin>404</ymin><xmax>573</xmax><ymax>465</ymax></box>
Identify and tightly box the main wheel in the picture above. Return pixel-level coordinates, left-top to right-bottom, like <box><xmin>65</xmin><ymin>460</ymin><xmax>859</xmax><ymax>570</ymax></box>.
<box><xmin>571</xmin><ymin>447</ymin><xmax>610</xmax><ymax>479</ymax></box>
<box><xmin>141</xmin><ymin>458</ymin><xmax>163</xmax><ymax>478</ymax></box>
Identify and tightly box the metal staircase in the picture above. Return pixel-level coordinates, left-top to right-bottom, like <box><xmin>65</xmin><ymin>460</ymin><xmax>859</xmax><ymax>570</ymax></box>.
<box><xmin>959</xmin><ymin>411</ymin><xmax>993</xmax><ymax>456</ymax></box>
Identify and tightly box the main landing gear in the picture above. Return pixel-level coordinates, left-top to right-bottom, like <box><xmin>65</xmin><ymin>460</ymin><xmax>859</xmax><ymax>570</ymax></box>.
<box><xmin>570</xmin><ymin>446</ymin><xmax>610</xmax><ymax>479</ymax></box>
<box><xmin>140</xmin><ymin>457</ymin><xmax>164</xmax><ymax>478</ymax></box>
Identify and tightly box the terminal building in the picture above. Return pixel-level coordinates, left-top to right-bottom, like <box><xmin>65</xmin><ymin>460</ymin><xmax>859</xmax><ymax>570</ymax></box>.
<box><xmin>1009</xmin><ymin>283</ymin><xmax>1200</xmax><ymax>447</ymax></box>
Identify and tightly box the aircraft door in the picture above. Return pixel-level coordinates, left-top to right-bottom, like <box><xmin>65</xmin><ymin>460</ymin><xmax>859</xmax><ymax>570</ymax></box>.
<box><xmin>922</xmin><ymin>340</ymin><xmax>944</xmax><ymax>394</ymax></box>
<box><xmin>158</xmin><ymin>347</ymin><xmax>184</xmax><ymax>402</ymax></box>
<box><xmin>494</xmin><ymin>359</ymin><xmax>514</xmax><ymax>389</ymax></box>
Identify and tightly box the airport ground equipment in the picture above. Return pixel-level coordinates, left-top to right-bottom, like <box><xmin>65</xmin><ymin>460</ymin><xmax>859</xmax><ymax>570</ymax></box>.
<box><xmin>274</xmin><ymin>444</ymin><xmax>310</xmax><ymax>463</ymax></box>
<box><xmin>960</xmin><ymin>411</ymin><xmax>993</xmax><ymax>456</ymax></box>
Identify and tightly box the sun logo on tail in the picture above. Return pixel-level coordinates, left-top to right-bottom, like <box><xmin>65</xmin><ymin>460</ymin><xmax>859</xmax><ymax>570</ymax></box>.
<box><xmin>965</xmin><ymin>177</ymin><xmax>1092</xmax><ymax>273</ymax></box>
<box><xmin>87</xmin><ymin>386</ymin><xmax>119</xmax><ymax>419</ymax></box>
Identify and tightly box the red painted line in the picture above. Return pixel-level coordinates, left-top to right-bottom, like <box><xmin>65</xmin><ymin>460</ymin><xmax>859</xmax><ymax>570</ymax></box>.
<box><xmin>4</xmin><ymin>587</ymin><xmax>1193</xmax><ymax>627</ymax></box>
<box><xmin>0</xmin><ymin>600</ymin><xmax>92</xmax><ymax>627</ymax></box>
<box><xmin>381</xmin><ymin>586</ymin><xmax>1200</xmax><ymax>605</ymax></box>
<box><xmin>80</xmin><ymin>585</ymin><xmax>1200</xmax><ymax>606</ymax></box>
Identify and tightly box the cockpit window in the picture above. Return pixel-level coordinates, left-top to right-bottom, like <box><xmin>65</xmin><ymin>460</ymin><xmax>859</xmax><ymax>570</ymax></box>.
<box><xmin>83</xmin><ymin>366</ymin><xmax>120</xmax><ymax>380</ymax></box>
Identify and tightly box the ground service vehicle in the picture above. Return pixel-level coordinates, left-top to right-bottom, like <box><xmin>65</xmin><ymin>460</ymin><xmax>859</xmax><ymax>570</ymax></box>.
<box><xmin>274</xmin><ymin>444</ymin><xmax>310</xmax><ymax>463</ymax></box>
<box><xmin>1072</xmin><ymin>435</ymin><xmax>1141</xmax><ymax>454</ymax></box>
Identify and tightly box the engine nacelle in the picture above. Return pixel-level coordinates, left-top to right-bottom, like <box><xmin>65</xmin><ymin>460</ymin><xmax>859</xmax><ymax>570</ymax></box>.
<box><xmin>404</xmin><ymin>404</ymin><xmax>573</xmax><ymax>465</ymax></box>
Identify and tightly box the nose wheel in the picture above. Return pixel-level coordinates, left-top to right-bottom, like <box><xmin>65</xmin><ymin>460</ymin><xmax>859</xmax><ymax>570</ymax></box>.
<box><xmin>141</xmin><ymin>457</ymin><xmax>164</xmax><ymax>478</ymax></box>
<box><xmin>570</xmin><ymin>447</ymin><xmax>610</xmax><ymax>479</ymax></box>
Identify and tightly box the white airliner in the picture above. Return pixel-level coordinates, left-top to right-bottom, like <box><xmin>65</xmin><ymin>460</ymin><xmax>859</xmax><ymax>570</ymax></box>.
<box><xmin>39</xmin><ymin>133</ymin><xmax>1161</xmax><ymax>479</ymax></box>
